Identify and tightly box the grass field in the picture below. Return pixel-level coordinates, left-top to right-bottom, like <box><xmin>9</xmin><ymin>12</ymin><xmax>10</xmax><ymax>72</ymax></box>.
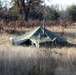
<box><xmin>0</xmin><ymin>26</ymin><xmax>76</xmax><ymax>75</ymax></box>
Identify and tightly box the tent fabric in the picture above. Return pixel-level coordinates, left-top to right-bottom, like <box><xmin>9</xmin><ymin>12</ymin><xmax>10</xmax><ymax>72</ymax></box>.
<box><xmin>13</xmin><ymin>26</ymin><xmax>67</xmax><ymax>47</ymax></box>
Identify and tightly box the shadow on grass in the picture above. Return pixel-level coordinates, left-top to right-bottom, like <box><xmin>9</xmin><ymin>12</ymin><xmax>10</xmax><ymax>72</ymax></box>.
<box><xmin>66</xmin><ymin>42</ymin><xmax>76</xmax><ymax>47</ymax></box>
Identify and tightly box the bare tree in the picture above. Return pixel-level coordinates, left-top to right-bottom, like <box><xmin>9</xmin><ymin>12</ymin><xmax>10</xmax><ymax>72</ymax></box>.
<box><xmin>12</xmin><ymin>0</ymin><xmax>42</xmax><ymax>21</ymax></box>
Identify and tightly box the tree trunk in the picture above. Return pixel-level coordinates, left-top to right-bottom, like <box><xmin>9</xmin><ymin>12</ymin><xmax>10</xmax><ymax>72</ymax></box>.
<box><xmin>24</xmin><ymin>8</ymin><xmax>30</xmax><ymax>21</ymax></box>
<box><xmin>20</xmin><ymin>0</ymin><xmax>30</xmax><ymax>21</ymax></box>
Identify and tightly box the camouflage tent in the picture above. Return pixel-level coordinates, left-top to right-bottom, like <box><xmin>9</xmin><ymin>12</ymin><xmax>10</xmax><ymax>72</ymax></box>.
<box><xmin>13</xmin><ymin>26</ymin><xmax>67</xmax><ymax>47</ymax></box>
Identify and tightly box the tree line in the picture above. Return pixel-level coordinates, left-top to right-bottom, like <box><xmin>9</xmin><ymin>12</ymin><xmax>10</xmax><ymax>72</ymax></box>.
<box><xmin>0</xmin><ymin>0</ymin><xmax>76</xmax><ymax>22</ymax></box>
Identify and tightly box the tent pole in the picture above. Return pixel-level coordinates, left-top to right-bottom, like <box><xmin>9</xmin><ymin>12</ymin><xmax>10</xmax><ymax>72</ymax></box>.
<box><xmin>43</xmin><ymin>0</ymin><xmax>46</xmax><ymax>36</ymax></box>
<box><xmin>43</xmin><ymin>17</ymin><xmax>46</xmax><ymax>36</ymax></box>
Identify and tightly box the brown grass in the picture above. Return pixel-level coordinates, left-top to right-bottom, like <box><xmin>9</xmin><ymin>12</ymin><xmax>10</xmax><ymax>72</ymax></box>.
<box><xmin>0</xmin><ymin>25</ymin><xmax>76</xmax><ymax>75</ymax></box>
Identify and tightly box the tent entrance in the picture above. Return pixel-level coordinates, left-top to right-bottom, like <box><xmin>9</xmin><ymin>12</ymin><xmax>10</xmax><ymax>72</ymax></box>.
<box><xmin>21</xmin><ymin>39</ymin><xmax>36</xmax><ymax>47</ymax></box>
<box><xmin>21</xmin><ymin>39</ymin><xmax>32</xmax><ymax>46</ymax></box>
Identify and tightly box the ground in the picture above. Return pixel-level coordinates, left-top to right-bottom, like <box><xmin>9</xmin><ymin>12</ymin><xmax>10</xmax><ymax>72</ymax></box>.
<box><xmin>0</xmin><ymin>26</ymin><xmax>76</xmax><ymax>75</ymax></box>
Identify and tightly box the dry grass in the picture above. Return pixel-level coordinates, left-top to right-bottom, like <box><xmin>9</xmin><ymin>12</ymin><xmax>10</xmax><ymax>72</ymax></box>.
<box><xmin>0</xmin><ymin>26</ymin><xmax>76</xmax><ymax>75</ymax></box>
<box><xmin>0</xmin><ymin>45</ymin><xmax>76</xmax><ymax>75</ymax></box>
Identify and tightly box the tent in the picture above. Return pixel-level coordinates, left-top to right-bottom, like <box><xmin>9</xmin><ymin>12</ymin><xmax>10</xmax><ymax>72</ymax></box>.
<box><xmin>12</xmin><ymin>26</ymin><xmax>67</xmax><ymax>47</ymax></box>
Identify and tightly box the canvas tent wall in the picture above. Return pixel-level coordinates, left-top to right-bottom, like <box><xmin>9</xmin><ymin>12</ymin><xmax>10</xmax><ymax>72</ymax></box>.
<box><xmin>13</xmin><ymin>26</ymin><xmax>67</xmax><ymax>47</ymax></box>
